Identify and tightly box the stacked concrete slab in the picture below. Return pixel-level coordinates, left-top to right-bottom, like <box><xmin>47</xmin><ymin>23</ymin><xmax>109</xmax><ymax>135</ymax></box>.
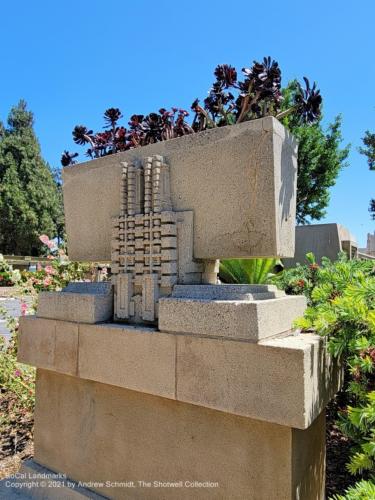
<box><xmin>17</xmin><ymin>117</ymin><xmax>341</xmax><ymax>499</ymax></box>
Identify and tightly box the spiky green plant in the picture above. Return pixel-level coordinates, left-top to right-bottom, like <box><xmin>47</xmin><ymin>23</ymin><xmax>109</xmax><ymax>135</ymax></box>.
<box><xmin>331</xmin><ymin>479</ymin><xmax>375</xmax><ymax>499</ymax></box>
<box><xmin>219</xmin><ymin>258</ymin><xmax>281</xmax><ymax>284</ymax></box>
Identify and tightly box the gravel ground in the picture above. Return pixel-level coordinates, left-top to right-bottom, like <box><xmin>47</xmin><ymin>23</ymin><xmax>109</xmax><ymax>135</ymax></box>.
<box><xmin>0</xmin><ymin>391</ymin><xmax>34</xmax><ymax>480</ymax></box>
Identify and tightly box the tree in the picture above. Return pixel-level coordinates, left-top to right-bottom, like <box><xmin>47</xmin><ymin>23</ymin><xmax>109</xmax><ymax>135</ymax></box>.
<box><xmin>359</xmin><ymin>130</ymin><xmax>375</xmax><ymax>219</ymax></box>
<box><xmin>280</xmin><ymin>81</ymin><xmax>350</xmax><ymax>224</ymax></box>
<box><xmin>0</xmin><ymin>100</ymin><xmax>63</xmax><ymax>255</ymax></box>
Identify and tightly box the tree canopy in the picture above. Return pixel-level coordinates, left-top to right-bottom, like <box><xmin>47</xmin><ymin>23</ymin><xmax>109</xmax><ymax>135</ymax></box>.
<box><xmin>359</xmin><ymin>130</ymin><xmax>375</xmax><ymax>219</ymax></box>
<box><xmin>280</xmin><ymin>81</ymin><xmax>350</xmax><ymax>224</ymax></box>
<box><xmin>0</xmin><ymin>100</ymin><xmax>63</xmax><ymax>255</ymax></box>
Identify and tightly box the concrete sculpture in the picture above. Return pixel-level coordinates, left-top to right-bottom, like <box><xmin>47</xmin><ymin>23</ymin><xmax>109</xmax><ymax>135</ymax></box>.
<box><xmin>16</xmin><ymin>117</ymin><xmax>341</xmax><ymax>499</ymax></box>
<box><xmin>112</xmin><ymin>155</ymin><xmax>204</xmax><ymax>323</ymax></box>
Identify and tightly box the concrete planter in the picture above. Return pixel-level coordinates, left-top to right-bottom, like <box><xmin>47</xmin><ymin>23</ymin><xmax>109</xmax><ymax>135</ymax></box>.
<box><xmin>15</xmin><ymin>115</ymin><xmax>344</xmax><ymax>500</ymax></box>
<box><xmin>63</xmin><ymin>116</ymin><xmax>298</xmax><ymax>261</ymax></box>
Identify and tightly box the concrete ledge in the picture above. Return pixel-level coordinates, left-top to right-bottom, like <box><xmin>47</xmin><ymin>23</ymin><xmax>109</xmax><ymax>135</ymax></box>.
<box><xmin>18</xmin><ymin>317</ymin><xmax>341</xmax><ymax>429</ymax></box>
<box><xmin>159</xmin><ymin>294</ymin><xmax>307</xmax><ymax>341</ymax></box>
<box><xmin>171</xmin><ymin>284</ymin><xmax>285</xmax><ymax>300</ymax></box>
<box><xmin>177</xmin><ymin>333</ymin><xmax>341</xmax><ymax>429</ymax></box>
<box><xmin>36</xmin><ymin>283</ymin><xmax>113</xmax><ymax>324</ymax></box>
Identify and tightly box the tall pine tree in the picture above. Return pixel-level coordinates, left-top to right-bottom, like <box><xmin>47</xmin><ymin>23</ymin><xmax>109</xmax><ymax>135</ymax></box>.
<box><xmin>0</xmin><ymin>100</ymin><xmax>63</xmax><ymax>255</ymax></box>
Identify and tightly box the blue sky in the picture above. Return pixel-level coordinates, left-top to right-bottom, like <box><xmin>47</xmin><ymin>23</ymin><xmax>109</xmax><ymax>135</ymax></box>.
<box><xmin>1</xmin><ymin>0</ymin><xmax>374</xmax><ymax>246</ymax></box>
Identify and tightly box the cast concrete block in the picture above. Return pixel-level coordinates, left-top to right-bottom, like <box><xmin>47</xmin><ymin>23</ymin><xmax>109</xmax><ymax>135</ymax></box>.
<box><xmin>18</xmin><ymin>316</ymin><xmax>56</xmax><ymax>370</ymax></box>
<box><xmin>176</xmin><ymin>332</ymin><xmax>341</xmax><ymax>429</ymax></box>
<box><xmin>159</xmin><ymin>294</ymin><xmax>307</xmax><ymax>341</ymax></box>
<box><xmin>18</xmin><ymin>316</ymin><xmax>79</xmax><ymax>376</ymax></box>
<box><xmin>63</xmin><ymin>117</ymin><xmax>298</xmax><ymax>261</ymax></box>
<box><xmin>54</xmin><ymin>321</ymin><xmax>79</xmax><ymax>376</ymax></box>
<box><xmin>33</xmin><ymin>370</ymin><xmax>325</xmax><ymax>500</ymax></box>
<box><xmin>37</xmin><ymin>282</ymin><xmax>113</xmax><ymax>323</ymax></box>
<box><xmin>78</xmin><ymin>323</ymin><xmax>176</xmax><ymax>399</ymax></box>
<box><xmin>18</xmin><ymin>317</ymin><xmax>341</xmax><ymax>428</ymax></box>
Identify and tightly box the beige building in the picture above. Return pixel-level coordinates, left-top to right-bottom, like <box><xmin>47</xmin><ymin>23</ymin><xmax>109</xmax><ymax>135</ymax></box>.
<box><xmin>359</xmin><ymin>231</ymin><xmax>375</xmax><ymax>257</ymax></box>
<box><xmin>284</xmin><ymin>223</ymin><xmax>358</xmax><ymax>267</ymax></box>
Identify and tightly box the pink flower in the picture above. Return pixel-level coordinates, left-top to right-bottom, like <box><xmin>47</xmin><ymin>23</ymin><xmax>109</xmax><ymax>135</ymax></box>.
<box><xmin>39</xmin><ymin>234</ymin><xmax>57</xmax><ymax>251</ymax></box>
<box><xmin>21</xmin><ymin>301</ymin><xmax>27</xmax><ymax>316</ymax></box>
<box><xmin>43</xmin><ymin>277</ymin><xmax>52</xmax><ymax>287</ymax></box>
<box><xmin>37</xmin><ymin>262</ymin><xmax>42</xmax><ymax>271</ymax></box>
<box><xmin>14</xmin><ymin>369</ymin><xmax>21</xmax><ymax>377</ymax></box>
<box><xmin>39</xmin><ymin>234</ymin><xmax>50</xmax><ymax>245</ymax></box>
<box><xmin>47</xmin><ymin>255</ymin><xmax>55</xmax><ymax>260</ymax></box>
<box><xmin>45</xmin><ymin>265</ymin><xmax>54</xmax><ymax>275</ymax></box>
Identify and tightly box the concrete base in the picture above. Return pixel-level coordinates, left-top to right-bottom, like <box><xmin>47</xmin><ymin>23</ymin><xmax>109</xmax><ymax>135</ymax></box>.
<box><xmin>17</xmin><ymin>293</ymin><xmax>340</xmax><ymax>499</ymax></box>
<box><xmin>32</xmin><ymin>369</ymin><xmax>325</xmax><ymax>500</ymax></box>
<box><xmin>18</xmin><ymin>317</ymin><xmax>341</xmax><ymax>429</ymax></box>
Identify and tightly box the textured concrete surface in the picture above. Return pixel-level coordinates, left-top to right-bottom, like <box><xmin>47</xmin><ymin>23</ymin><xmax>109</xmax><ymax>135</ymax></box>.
<box><xmin>37</xmin><ymin>282</ymin><xmax>113</xmax><ymax>324</ymax></box>
<box><xmin>63</xmin><ymin>117</ymin><xmax>298</xmax><ymax>261</ymax></box>
<box><xmin>284</xmin><ymin>223</ymin><xmax>358</xmax><ymax>267</ymax></box>
<box><xmin>78</xmin><ymin>323</ymin><xmax>176</xmax><ymax>399</ymax></box>
<box><xmin>170</xmin><ymin>283</ymin><xmax>285</xmax><ymax>300</ymax></box>
<box><xmin>18</xmin><ymin>317</ymin><xmax>56</xmax><ymax>371</ymax></box>
<box><xmin>159</xmin><ymin>294</ymin><xmax>306</xmax><ymax>341</ymax></box>
<box><xmin>32</xmin><ymin>370</ymin><xmax>325</xmax><ymax>500</ymax></box>
<box><xmin>177</xmin><ymin>332</ymin><xmax>341</xmax><ymax>429</ymax></box>
<box><xmin>18</xmin><ymin>316</ymin><xmax>341</xmax><ymax>429</ymax></box>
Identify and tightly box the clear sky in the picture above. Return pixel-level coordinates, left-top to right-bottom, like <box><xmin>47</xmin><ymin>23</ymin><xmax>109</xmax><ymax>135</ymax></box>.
<box><xmin>1</xmin><ymin>0</ymin><xmax>374</xmax><ymax>246</ymax></box>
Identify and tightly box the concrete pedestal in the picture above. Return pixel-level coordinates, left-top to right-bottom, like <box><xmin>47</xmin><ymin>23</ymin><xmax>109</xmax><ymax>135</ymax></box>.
<box><xmin>10</xmin><ymin>117</ymin><xmax>339</xmax><ymax>498</ymax></box>
<box><xmin>17</xmin><ymin>308</ymin><xmax>341</xmax><ymax>499</ymax></box>
<box><xmin>32</xmin><ymin>369</ymin><xmax>325</xmax><ymax>500</ymax></box>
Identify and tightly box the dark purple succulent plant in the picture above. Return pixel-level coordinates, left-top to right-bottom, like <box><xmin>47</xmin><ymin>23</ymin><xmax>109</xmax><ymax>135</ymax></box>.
<box><xmin>294</xmin><ymin>77</ymin><xmax>322</xmax><ymax>123</ymax></box>
<box><xmin>61</xmin><ymin>151</ymin><xmax>78</xmax><ymax>167</ymax></box>
<box><xmin>72</xmin><ymin>125</ymin><xmax>94</xmax><ymax>146</ymax></box>
<box><xmin>103</xmin><ymin>107</ymin><xmax>122</xmax><ymax>128</ymax></box>
<box><xmin>62</xmin><ymin>58</ymin><xmax>322</xmax><ymax>166</ymax></box>
<box><xmin>214</xmin><ymin>64</ymin><xmax>238</xmax><ymax>88</ymax></box>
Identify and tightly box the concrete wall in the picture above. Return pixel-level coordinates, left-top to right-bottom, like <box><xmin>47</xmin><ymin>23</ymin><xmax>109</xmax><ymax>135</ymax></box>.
<box><xmin>284</xmin><ymin>223</ymin><xmax>358</xmax><ymax>267</ymax></box>
<box><xmin>34</xmin><ymin>369</ymin><xmax>325</xmax><ymax>500</ymax></box>
<box><xmin>63</xmin><ymin>117</ymin><xmax>298</xmax><ymax>261</ymax></box>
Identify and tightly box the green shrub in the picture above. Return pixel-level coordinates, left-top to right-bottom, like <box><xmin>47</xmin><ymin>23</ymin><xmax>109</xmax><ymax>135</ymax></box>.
<box><xmin>331</xmin><ymin>479</ymin><xmax>375</xmax><ymax>499</ymax></box>
<box><xmin>274</xmin><ymin>253</ymin><xmax>375</xmax><ymax>490</ymax></box>
<box><xmin>0</xmin><ymin>254</ymin><xmax>21</xmax><ymax>287</ymax></box>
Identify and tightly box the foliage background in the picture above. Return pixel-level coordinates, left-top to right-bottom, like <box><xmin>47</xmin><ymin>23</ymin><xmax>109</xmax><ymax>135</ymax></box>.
<box><xmin>0</xmin><ymin>102</ymin><xmax>63</xmax><ymax>256</ymax></box>
<box><xmin>273</xmin><ymin>254</ymin><xmax>375</xmax><ymax>497</ymax></box>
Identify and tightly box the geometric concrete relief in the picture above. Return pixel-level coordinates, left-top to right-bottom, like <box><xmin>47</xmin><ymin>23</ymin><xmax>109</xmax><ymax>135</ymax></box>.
<box><xmin>111</xmin><ymin>155</ymin><xmax>203</xmax><ymax>324</ymax></box>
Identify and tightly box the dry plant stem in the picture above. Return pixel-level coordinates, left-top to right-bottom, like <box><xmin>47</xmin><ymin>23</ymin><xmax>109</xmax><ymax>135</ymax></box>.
<box><xmin>276</xmin><ymin>105</ymin><xmax>298</xmax><ymax>121</ymax></box>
